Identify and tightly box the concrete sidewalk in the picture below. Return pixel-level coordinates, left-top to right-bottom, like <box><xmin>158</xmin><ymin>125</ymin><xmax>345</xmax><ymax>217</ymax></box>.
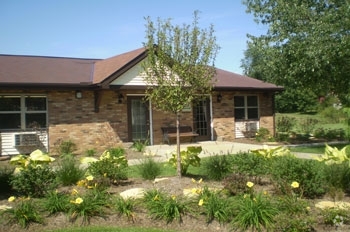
<box><xmin>128</xmin><ymin>141</ymin><xmax>318</xmax><ymax>165</ymax></box>
<box><xmin>129</xmin><ymin>141</ymin><xmax>275</xmax><ymax>165</ymax></box>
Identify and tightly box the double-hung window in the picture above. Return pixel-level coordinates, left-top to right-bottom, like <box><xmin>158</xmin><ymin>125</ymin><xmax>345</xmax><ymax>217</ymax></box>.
<box><xmin>0</xmin><ymin>95</ymin><xmax>47</xmax><ymax>130</ymax></box>
<box><xmin>234</xmin><ymin>96</ymin><xmax>259</xmax><ymax>120</ymax></box>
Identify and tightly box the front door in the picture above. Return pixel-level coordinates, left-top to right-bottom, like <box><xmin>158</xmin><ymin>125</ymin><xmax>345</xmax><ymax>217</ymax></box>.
<box><xmin>193</xmin><ymin>98</ymin><xmax>211</xmax><ymax>141</ymax></box>
<box><xmin>127</xmin><ymin>96</ymin><xmax>149</xmax><ymax>142</ymax></box>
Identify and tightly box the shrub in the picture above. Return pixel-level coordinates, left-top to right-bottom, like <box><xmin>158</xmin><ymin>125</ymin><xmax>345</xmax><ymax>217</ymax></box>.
<box><xmin>274</xmin><ymin>213</ymin><xmax>316</xmax><ymax>232</ymax></box>
<box><xmin>3</xmin><ymin>196</ymin><xmax>44</xmax><ymax>228</ymax></box>
<box><xmin>276</xmin><ymin>116</ymin><xmax>295</xmax><ymax>132</ymax></box>
<box><xmin>255</xmin><ymin>127</ymin><xmax>271</xmax><ymax>142</ymax></box>
<box><xmin>299</xmin><ymin>118</ymin><xmax>319</xmax><ymax>134</ymax></box>
<box><xmin>54</xmin><ymin>139</ymin><xmax>77</xmax><ymax>156</ymax></box>
<box><xmin>320</xmin><ymin>106</ymin><xmax>346</xmax><ymax>123</ymax></box>
<box><xmin>168</xmin><ymin>146</ymin><xmax>202</xmax><ymax>175</ymax></box>
<box><xmin>271</xmin><ymin>155</ymin><xmax>327</xmax><ymax>198</ymax></box>
<box><xmin>10</xmin><ymin>164</ymin><xmax>57</xmax><ymax>198</ymax></box>
<box><xmin>323</xmin><ymin>163</ymin><xmax>350</xmax><ymax>194</ymax></box>
<box><xmin>203</xmin><ymin>154</ymin><xmax>231</xmax><ymax>181</ymax></box>
<box><xmin>85</xmin><ymin>149</ymin><xmax>129</xmax><ymax>185</ymax></box>
<box><xmin>223</xmin><ymin>173</ymin><xmax>250</xmax><ymax>196</ymax></box>
<box><xmin>136</xmin><ymin>157</ymin><xmax>162</xmax><ymax>180</ymax></box>
<box><xmin>231</xmin><ymin>152</ymin><xmax>271</xmax><ymax>179</ymax></box>
<box><xmin>0</xmin><ymin>166</ymin><xmax>15</xmax><ymax>195</ymax></box>
<box><xmin>55</xmin><ymin>155</ymin><xmax>86</xmax><ymax>186</ymax></box>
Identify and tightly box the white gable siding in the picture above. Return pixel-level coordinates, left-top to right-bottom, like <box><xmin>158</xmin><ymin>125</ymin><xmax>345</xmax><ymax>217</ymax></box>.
<box><xmin>110</xmin><ymin>62</ymin><xmax>147</xmax><ymax>86</ymax></box>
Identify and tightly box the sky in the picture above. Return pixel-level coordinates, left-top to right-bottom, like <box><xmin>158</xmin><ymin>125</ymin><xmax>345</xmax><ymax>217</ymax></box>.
<box><xmin>0</xmin><ymin>0</ymin><xmax>267</xmax><ymax>74</ymax></box>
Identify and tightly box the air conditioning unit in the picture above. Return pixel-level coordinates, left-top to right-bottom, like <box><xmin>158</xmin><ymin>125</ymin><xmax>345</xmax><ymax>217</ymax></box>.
<box><xmin>14</xmin><ymin>133</ymin><xmax>39</xmax><ymax>146</ymax></box>
<box><xmin>246</xmin><ymin>122</ymin><xmax>258</xmax><ymax>132</ymax></box>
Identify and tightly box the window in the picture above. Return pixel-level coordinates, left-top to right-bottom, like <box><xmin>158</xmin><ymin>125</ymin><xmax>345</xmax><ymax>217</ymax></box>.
<box><xmin>0</xmin><ymin>95</ymin><xmax>47</xmax><ymax>130</ymax></box>
<box><xmin>234</xmin><ymin>96</ymin><xmax>258</xmax><ymax>120</ymax></box>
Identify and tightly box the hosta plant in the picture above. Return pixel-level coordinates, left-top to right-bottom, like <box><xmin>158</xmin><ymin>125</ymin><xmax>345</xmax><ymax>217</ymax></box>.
<box><xmin>168</xmin><ymin>146</ymin><xmax>202</xmax><ymax>175</ymax></box>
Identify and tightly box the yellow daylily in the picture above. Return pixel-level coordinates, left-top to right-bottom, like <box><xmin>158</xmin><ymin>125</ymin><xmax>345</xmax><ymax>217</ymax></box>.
<box><xmin>198</xmin><ymin>199</ymin><xmax>204</xmax><ymax>206</ymax></box>
<box><xmin>8</xmin><ymin>196</ymin><xmax>16</xmax><ymax>202</ymax></box>
<box><xmin>246</xmin><ymin>181</ymin><xmax>254</xmax><ymax>188</ymax></box>
<box><xmin>86</xmin><ymin>175</ymin><xmax>94</xmax><ymax>181</ymax></box>
<box><xmin>291</xmin><ymin>181</ymin><xmax>299</xmax><ymax>189</ymax></box>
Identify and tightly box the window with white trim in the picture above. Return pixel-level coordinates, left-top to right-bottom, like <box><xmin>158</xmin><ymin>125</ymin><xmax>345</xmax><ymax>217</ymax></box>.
<box><xmin>234</xmin><ymin>95</ymin><xmax>259</xmax><ymax>120</ymax></box>
<box><xmin>0</xmin><ymin>95</ymin><xmax>47</xmax><ymax>130</ymax></box>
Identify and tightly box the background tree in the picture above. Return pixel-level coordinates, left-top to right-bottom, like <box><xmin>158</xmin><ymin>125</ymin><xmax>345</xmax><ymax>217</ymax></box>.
<box><xmin>241</xmin><ymin>0</ymin><xmax>350</xmax><ymax>109</ymax></box>
<box><xmin>142</xmin><ymin>11</ymin><xmax>219</xmax><ymax>177</ymax></box>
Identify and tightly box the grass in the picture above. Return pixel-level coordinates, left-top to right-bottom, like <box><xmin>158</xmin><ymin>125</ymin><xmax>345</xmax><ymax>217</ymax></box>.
<box><xmin>289</xmin><ymin>143</ymin><xmax>349</xmax><ymax>154</ymax></box>
<box><xmin>47</xmin><ymin>226</ymin><xmax>177</xmax><ymax>232</ymax></box>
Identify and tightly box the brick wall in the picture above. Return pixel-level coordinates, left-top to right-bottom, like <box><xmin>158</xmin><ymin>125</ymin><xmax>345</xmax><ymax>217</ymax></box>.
<box><xmin>211</xmin><ymin>91</ymin><xmax>275</xmax><ymax>141</ymax></box>
<box><xmin>0</xmin><ymin>89</ymin><xmax>276</xmax><ymax>154</ymax></box>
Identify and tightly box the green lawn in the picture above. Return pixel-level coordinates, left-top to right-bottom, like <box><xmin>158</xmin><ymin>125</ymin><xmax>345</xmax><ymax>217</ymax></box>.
<box><xmin>47</xmin><ymin>226</ymin><xmax>177</xmax><ymax>232</ymax></box>
<box><xmin>289</xmin><ymin>143</ymin><xmax>349</xmax><ymax>154</ymax></box>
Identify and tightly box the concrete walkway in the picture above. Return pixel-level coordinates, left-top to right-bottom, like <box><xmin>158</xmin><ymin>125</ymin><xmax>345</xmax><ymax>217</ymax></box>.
<box><xmin>128</xmin><ymin>141</ymin><xmax>318</xmax><ymax>165</ymax></box>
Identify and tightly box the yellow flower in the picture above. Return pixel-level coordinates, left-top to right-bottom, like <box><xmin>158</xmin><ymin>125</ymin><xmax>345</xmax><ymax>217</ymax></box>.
<box><xmin>103</xmin><ymin>173</ymin><xmax>107</xmax><ymax>177</ymax></box>
<box><xmin>171</xmin><ymin>195</ymin><xmax>176</xmax><ymax>200</ymax></box>
<box><xmin>75</xmin><ymin>197</ymin><xmax>83</xmax><ymax>204</ymax></box>
<box><xmin>246</xmin><ymin>181</ymin><xmax>254</xmax><ymax>188</ymax></box>
<box><xmin>191</xmin><ymin>178</ymin><xmax>196</xmax><ymax>183</ymax></box>
<box><xmin>153</xmin><ymin>195</ymin><xmax>159</xmax><ymax>201</ymax></box>
<box><xmin>198</xmin><ymin>199</ymin><xmax>204</xmax><ymax>206</ymax></box>
<box><xmin>71</xmin><ymin>189</ymin><xmax>79</xmax><ymax>195</ymax></box>
<box><xmin>70</xmin><ymin>197</ymin><xmax>83</xmax><ymax>204</ymax></box>
<box><xmin>291</xmin><ymin>181</ymin><xmax>299</xmax><ymax>188</ymax></box>
<box><xmin>198</xmin><ymin>178</ymin><xmax>203</xmax><ymax>184</ymax></box>
<box><xmin>8</xmin><ymin>196</ymin><xmax>16</xmax><ymax>202</ymax></box>
<box><xmin>76</xmin><ymin>180</ymin><xmax>85</xmax><ymax>187</ymax></box>
<box><xmin>86</xmin><ymin>175</ymin><xmax>94</xmax><ymax>181</ymax></box>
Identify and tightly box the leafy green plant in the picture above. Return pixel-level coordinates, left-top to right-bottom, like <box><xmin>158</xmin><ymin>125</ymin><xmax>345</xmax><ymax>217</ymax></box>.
<box><xmin>82</xmin><ymin>149</ymin><xmax>129</xmax><ymax>185</ymax></box>
<box><xmin>230</xmin><ymin>152</ymin><xmax>270</xmax><ymax>179</ymax></box>
<box><xmin>320</xmin><ymin>207</ymin><xmax>350</xmax><ymax>228</ymax></box>
<box><xmin>54</xmin><ymin>139</ymin><xmax>77</xmax><ymax>156</ymax></box>
<box><xmin>56</xmin><ymin>155</ymin><xmax>86</xmax><ymax>186</ymax></box>
<box><xmin>203</xmin><ymin>154</ymin><xmax>231</xmax><ymax>181</ymax></box>
<box><xmin>68</xmin><ymin>188</ymin><xmax>109</xmax><ymax>224</ymax></box>
<box><xmin>41</xmin><ymin>190</ymin><xmax>70</xmax><ymax>215</ymax></box>
<box><xmin>255</xmin><ymin>127</ymin><xmax>270</xmax><ymax>142</ymax></box>
<box><xmin>251</xmin><ymin>146</ymin><xmax>291</xmax><ymax>159</ymax></box>
<box><xmin>271</xmin><ymin>155</ymin><xmax>327</xmax><ymax>198</ymax></box>
<box><xmin>223</xmin><ymin>173</ymin><xmax>249</xmax><ymax>196</ymax></box>
<box><xmin>168</xmin><ymin>146</ymin><xmax>202</xmax><ymax>175</ymax></box>
<box><xmin>198</xmin><ymin>186</ymin><xmax>232</xmax><ymax>223</ymax></box>
<box><xmin>231</xmin><ymin>182</ymin><xmax>278</xmax><ymax>232</ymax></box>
<box><xmin>276</xmin><ymin>116</ymin><xmax>295</xmax><ymax>132</ymax></box>
<box><xmin>274</xmin><ymin>213</ymin><xmax>316</xmax><ymax>232</ymax></box>
<box><xmin>136</xmin><ymin>157</ymin><xmax>162</xmax><ymax>180</ymax></box>
<box><xmin>85</xmin><ymin>149</ymin><xmax>97</xmax><ymax>157</ymax></box>
<box><xmin>0</xmin><ymin>166</ymin><xmax>15</xmax><ymax>195</ymax></box>
<box><xmin>10</xmin><ymin>151</ymin><xmax>57</xmax><ymax>198</ymax></box>
<box><xmin>299</xmin><ymin>118</ymin><xmax>319</xmax><ymax>134</ymax></box>
<box><xmin>131</xmin><ymin>140</ymin><xmax>148</xmax><ymax>152</ymax></box>
<box><xmin>3</xmin><ymin>196</ymin><xmax>44</xmax><ymax>228</ymax></box>
<box><xmin>113</xmin><ymin>196</ymin><xmax>136</xmax><ymax>222</ymax></box>
<box><xmin>315</xmin><ymin>144</ymin><xmax>350</xmax><ymax>165</ymax></box>
<box><xmin>143</xmin><ymin>189</ymin><xmax>189</xmax><ymax>223</ymax></box>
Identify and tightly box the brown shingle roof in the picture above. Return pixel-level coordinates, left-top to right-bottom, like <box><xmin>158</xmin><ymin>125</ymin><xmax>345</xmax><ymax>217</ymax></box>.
<box><xmin>93</xmin><ymin>47</ymin><xmax>146</xmax><ymax>84</ymax></box>
<box><xmin>0</xmin><ymin>55</ymin><xmax>98</xmax><ymax>86</ymax></box>
<box><xmin>214</xmin><ymin>68</ymin><xmax>283</xmax><ymax>91</ymax></box>
<box><xmin>0</xmin><ymin>47</ymin><xmax>283</xmax><ymax>91</ymax></box>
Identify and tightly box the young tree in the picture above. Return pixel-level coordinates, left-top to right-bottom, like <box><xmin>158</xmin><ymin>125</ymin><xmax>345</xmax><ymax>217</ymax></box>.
<box><xmin>142</xmin><ymin>11</ymin><xmax>219</xmax><ymax>177</ymax></box>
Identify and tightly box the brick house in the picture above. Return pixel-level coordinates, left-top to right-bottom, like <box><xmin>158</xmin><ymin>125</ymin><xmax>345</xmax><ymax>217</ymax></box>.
<box><xmin>0</xmin><ymin>48</ymin><xmax>283</xmax><ymax>155</ymax></box>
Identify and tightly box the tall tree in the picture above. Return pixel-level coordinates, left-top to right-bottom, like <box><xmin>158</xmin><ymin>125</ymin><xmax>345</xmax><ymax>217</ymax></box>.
<box><xmin>242</xmin><ymin>0</ymin><xmax>350</xmax><ymax>106</ymax></box>
<box><xmin>142</xmin><ymin>11</ymin><xmax>219</xmax><ymax>177</ymax></box>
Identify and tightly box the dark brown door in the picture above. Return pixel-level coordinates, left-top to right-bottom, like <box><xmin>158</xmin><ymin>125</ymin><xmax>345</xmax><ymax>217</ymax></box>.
<box><xmin>127</xmin><ymin>96</ymin><xmax>149</xmax><ymax>142</ymax></box>
<box><xmin>193</xmin><ymin>98</ymin><xmax>211</xmax><ymax>141</ymax></box>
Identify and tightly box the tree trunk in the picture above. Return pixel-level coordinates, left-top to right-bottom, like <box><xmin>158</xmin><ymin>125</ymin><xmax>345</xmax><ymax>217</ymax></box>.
<box><xmin>176</xmin><ymin>112</ymin><xmax>182</xmax><ymax>178</ymax></box>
